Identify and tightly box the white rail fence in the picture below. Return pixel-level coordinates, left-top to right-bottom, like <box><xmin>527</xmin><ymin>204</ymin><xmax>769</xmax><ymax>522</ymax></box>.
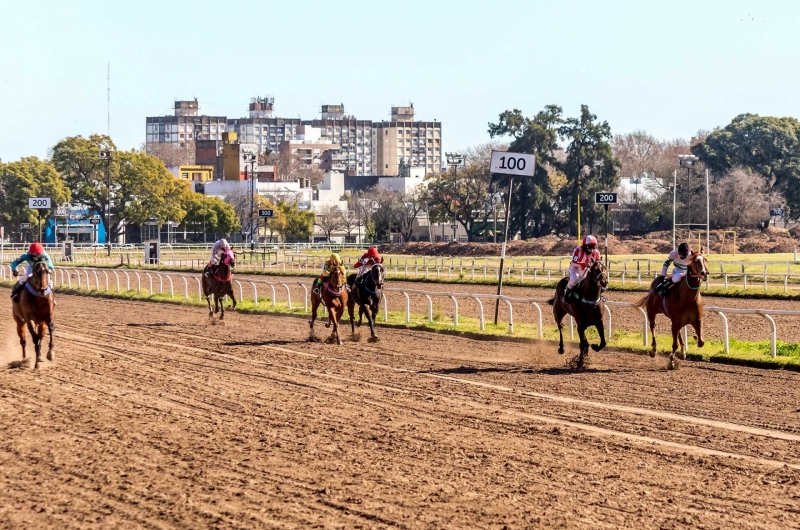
<box><xmin>1</xmin><ymin>264</ymin><xmax>796</xmax><ymax>358</ymax></box>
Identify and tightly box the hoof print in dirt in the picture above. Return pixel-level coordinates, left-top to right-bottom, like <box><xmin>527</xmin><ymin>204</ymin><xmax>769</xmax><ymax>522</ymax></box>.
<box><xmin>367</xmin><ymin>336</ymin><xmax>380</xmax><ymax>343</ymax></box>
<box><xmin>307</xmin><ymin>334</ymin><xmax>321</xmax><ymax>343</ymax></box>
<box><xmin>349</xmin><ymin>333</ymin><xmax>362</xmax><ymax>342</ymax></box>
<box><xmin>568</xmin><ymin>355</ymin><xmax>590</xmax><ymax>370</ymax></box>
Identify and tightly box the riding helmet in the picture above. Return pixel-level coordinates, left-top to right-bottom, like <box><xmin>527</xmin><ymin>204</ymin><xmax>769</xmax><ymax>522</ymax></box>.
<box><xmin>29</xmin><ymin>242</ymin><xmax>44</xmax><ymax>255</ymax></box>
<box><xmin>329</xmin><ymin>253</ymin><xmax>341</xmax><ymax>263</ymax></box>
<box><xmin>582</xmin><ymin>235</ymin><xmax>598</xmax><ymax>248</ymax></box>
<box><xmin>366</xmin><ymin>247</ymin><xmax>379</xmax><ymax>258</ymax></box>
<box><xmin>678</xmin><ymin>242</ymin><xmax>690</xmax><ymax>256</ymax></box>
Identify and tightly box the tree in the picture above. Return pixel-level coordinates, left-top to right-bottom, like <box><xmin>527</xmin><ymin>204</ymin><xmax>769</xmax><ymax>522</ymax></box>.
<box><xmin>264</xmin><ymin>149</ymin><xmax>324</xmax><ymax>186</ymax></box>
<box><xmin>51</xmin><ymin>135</ymin><xmax>192</xmax><ymax>241</ymax></box>
<box><xmin>181</xmin><ymin>193</ymin><xmax>240</xmax><ymax>239</ymax></box>
<box><xmin>709</xmin><ymin>168</ymin><xmax>778</xmax><ymax>228</ymax></box>
<box><xmin>144</xmin><ymin>141</ymin><xmax>196</xmax><ymax>167</ymax></box>
<box><xmin>691</xmin><ymin>114</ymin><xmax>800</xmax><ymax>216</ymax></box>
<box><xmin>277</xmin><ymin>202</ymin><xmax>314</xmax><ymax>242</ymax></box>
<box><xmin>339</xmin><ymin>208</ymin><xmax>361</xmax><ymax>242</ymax></box>
<box><xmin>557</xmin><ymin>105</ymin><xmax>620</xmax><ymax>235</ymax></box>
<box><xmin>426</xmin><ymin>146</ymin><xmax>494</xmax><ymax>242</ymax></box>
<box><xmin>313</xmin><ymin>204</ymin><xmax>344</xmax><ymax>241</ymax></box>
<box><xmin>489</xmin><ymin>106</ymin><xmax>562</xmax><ymax>238</ymax></box>
<box><xmin>0</xmin><ymin>157</ymin><xmax>71</xmax><ymax>241</ymax></box>
<box><xmin>392</xmin><ymin>186</ymin><xmax>428</xmax><ymax>242</ymax></box>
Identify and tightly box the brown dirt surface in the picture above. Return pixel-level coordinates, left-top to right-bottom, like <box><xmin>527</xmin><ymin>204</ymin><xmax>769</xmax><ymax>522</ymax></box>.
<box><xmin>3</xmin><ymin>291</ymin><xmax>800</xmax><ymax>528</ymax></box>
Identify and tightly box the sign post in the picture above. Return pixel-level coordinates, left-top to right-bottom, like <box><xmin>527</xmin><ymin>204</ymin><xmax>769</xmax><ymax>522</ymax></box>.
<box><xmin>29</xmin><ymin>197</ymin><xmax>51</xmax><ymax>243</ymax></box>
<box><xmin>258</xmin><ymin>209</ymin><xmax>273</xmax><ymax>253</ymax></box>
<box><xmin>595</xmin><ymin>192</ymin><xmax>618</xmax><ymax>266</ymax></box>
<box><xmin>490</xmin><ymin>151</ymin><xmax>535</xmax><ymax>325</ymax></box>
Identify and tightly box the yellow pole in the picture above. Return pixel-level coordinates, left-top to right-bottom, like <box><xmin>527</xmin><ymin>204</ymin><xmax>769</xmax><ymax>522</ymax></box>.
<box><xmin>577</xmin><ymin>194</ymin><xmax>581</xmax><ymax>243</ymax></box>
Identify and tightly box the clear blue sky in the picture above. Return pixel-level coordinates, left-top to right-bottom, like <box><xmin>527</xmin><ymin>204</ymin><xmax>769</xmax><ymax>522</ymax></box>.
<box><xmin>1</xmin><ymin>0</ymin><xmax>798</xmax><ymax>162</ymax></box>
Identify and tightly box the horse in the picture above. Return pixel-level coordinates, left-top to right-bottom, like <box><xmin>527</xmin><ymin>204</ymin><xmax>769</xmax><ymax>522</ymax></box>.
<box><xmin>12</xmin><ymin>262</ymin><xmax>55</xmax><ymax>369</ymax></box>
<box><xmin>347</xmin><ymin>263</ymin><xmax>385</xmax><ymax>342</ymax></box>
<box><xmin>636</xmin><ymin>251</ymin><xmax>708</xmax><ymax>370</ymax></box>
<box><xmin>310</xmin><ymin>265</ymin><xmax>348</xmax><ymax>345</ymax></box>
<box><xmin>547</xmin><ymin>260</ymin><xmax>609</xmax><ymax>369</ymax></box>
<box><xmin>202</xmin><ymin>248</ymin><xmax>237</xmax><ymax>320</ymax></box>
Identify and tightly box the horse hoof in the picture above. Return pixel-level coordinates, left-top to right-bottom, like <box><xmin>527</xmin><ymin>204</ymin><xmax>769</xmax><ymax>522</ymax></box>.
<box><xmin>591</xmin><ymin>344</ymin><xmax>602</xmax><ymax>352</ymax></box>
<box><xmin>325</xmin><ymin>323</ymin><xmax>331</xmax><ymax>328</ymax></box>
<box><xmin>557</xmin><ymin>347</ymin><xmax>564</xmax><ymax>355</ymax></box>
<box><xmin>697</xmin><ymin>339</ymin><xmax>705</xmax><ymax>348</ymax></box>
<box><xmin>677</xmin><ymin>350</ymin><xmax>686</xmax><ymax>361</ymax></box>
<box><xmin>649</xmin><ymin>349</ymin><xmax>657</xmax><ymax>358</ymax></box>
<box><xmin>46</xmin><ymin>350</ymin><xmax>54</xmax><ymax>361</ymax></box>
<box><xmin>668</xmin><ymin>359</ymin><xmax>679</xmax><ymax>370</ymax></box>
<box><xmin>368</xmin><ymin>335</ymin><xmax>379</xmax><ymax>343</ymax></box>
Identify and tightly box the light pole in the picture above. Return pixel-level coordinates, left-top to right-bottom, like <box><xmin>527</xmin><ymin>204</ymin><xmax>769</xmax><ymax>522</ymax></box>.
<box><xmin>677</xmin><ymin>154</ymin><xmax>700</xmax><ymax>249</ymax></box>
<box><xmin>243</xmin><ymin>152</ymin><xmax>257</xmax><ymax>250</ymax></box>
<box><xmin>99</xmin><ymin>149</ymin><xmax>112</xmax><ymax>256</ymax></box>
<box><xmin>445</xmin><ymin>152</ymin><xmax>464</xmax><ymax>242</ymax></box>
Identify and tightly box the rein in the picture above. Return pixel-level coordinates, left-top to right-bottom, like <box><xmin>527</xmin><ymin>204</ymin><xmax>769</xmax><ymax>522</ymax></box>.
<box><xmin>325</xmin><ymin>281</ymin><xmax>345</xmax><ymax>297</ymax></box>
<box><xmin>685</xmin><ymin>272</ymin><xmax>703</xmax><ymax>291</ymax></box>
<box><xmin>25</xmin><ymin>281</ymin><xmax>52</xmax><ymax>298</ymax></box>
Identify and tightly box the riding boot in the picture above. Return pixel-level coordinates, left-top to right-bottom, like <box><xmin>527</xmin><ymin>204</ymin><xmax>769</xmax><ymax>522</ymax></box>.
<box><xmin>562</xmin><ymin>286</ymin><xmax>574</xmax><ymax>302</ymax></box>
<box><xmin>10</xmin><ymin>282</ymin><xmax>22</xmax><ymax>302</ymax></box>
<box><xmin>312</xmin><ymin>279</ymin><xmax>322</xmax><ymax>295</ymax></box>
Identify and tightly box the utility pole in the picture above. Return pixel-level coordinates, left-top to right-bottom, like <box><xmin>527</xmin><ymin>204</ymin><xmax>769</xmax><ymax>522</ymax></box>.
<box><xmin>445</xmin><ymin>152</ymin><xmax>464</xmax><ymax>243</ymax></box>
<box><xmin>244</xmin><ymin>153</ymin><xmax>257</xmax><ymax>251</ymax></box>
<box><xmin>99</xmin><ymin>149</ymin><xmax>112</xmax><ymax>255</ymax></box>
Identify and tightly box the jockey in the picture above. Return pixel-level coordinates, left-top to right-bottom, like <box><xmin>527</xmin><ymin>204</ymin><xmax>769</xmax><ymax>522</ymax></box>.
<box><xmin>10</xmin><ymin>242</ymin><xmax>55</xmax><ymax>302</ymax></box>
<box><xmin>563</xmin><ymin>235</ymin><xmax>601</xmax><ymax>301</ymax></box>
<box><xmin>656</xmin><ymin>242</ymin><xmax>693</xmax><ymax>296</ymax></box>
<box><xmin>313</xmin><ymin>253</ymin><xmax>345</xmax><ymax>294</ymax></box>
<box><xmin>204</xmin><ymin>238</ymin><xmax>232</xmax><ymax>277</ymax></box>
<box><xmin>355</xmin><ymin>246</ymin><xmax>383</xmax><ymax>281</ymax></box>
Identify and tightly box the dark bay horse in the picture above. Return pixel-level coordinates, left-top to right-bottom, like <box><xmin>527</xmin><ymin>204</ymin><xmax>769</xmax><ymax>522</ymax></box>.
<box><xmin>310</xmin><ymin>265</ymin><xmax>348</xmax><ymax>345</ymax></box>
<box><xmin>12</xmin><ymin>262</ymin><xmax>55</xmax><ymax>369</ymax></box>
<box><xmin>636</xmin><ymin>252</ymin><xmax>708</xmax><ymax>370</ymax></box>
<box><xmin>548</xmin><ymin>260</ymin><xmax>609</xmax><ymax>369</ymax></box>
<box><xmin>202</xmin><ymin>249</ymin><xmax>237</xmax><ymax>320</ymax></box>
<box><xmin>347</xmin><ymin>263</ymin><xmax>385</xmax><ymax>342</ymax></box>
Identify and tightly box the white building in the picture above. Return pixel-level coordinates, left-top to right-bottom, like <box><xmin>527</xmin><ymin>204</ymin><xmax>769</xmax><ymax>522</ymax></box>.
<box><xmin>378</xmin><ymin>166</ymin><xmax>427</xmax><ymax>194</ymax></box>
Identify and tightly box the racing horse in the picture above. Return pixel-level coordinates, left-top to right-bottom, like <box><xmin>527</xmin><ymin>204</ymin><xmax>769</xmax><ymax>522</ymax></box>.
<box><xmin>12</xmin><ymin>261</ymin><xmax>55</xmax><ymax>369</ymax></box>
<box><xmin>202</xmin><ymin>248</ymin><xmax>237</xmax><ymax>320</ymax></box>
<box><xmin>636</xmin><ymin>251</ymin><xmax>708</xmax><ymax>370</ymax></box>
<box><xmin>347</xmin><ymin>262</ymin><xmax>385</xmax><ymax>342</ymax></box>
<box><xmin>548</xmin><ymin>260</ymin><xmax>609</xmax><ymax>369</ymax></box>
<box><xmin>310</xmin><ymin>265</ymin><xmax>348</xmax><ymax>345</ymax></box>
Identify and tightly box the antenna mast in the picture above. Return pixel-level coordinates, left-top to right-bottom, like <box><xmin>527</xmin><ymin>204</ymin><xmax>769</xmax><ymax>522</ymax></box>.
<box><xmin>107</xmin><ymin>62</ymin><xmax>110</xmax><ymax>136</ymax></box>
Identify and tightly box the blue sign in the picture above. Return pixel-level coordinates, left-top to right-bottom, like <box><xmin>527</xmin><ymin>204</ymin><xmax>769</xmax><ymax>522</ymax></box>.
<box><xmin>298</xmin><ymin>202</ymin><xmax>309</xmax><ymax>210</ymax></box>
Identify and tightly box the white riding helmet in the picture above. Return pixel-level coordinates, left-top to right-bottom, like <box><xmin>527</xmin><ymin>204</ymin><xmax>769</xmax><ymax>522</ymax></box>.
<box><xmin>220</xmin><ymin>238</ymin><xmax>230</xmax><ymax>249</ymax></box>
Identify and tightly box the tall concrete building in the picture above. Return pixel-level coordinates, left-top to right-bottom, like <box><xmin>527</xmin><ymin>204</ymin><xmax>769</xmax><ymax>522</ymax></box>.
<box><xmin>372</xmin><ymin>105</ymin><xmax>442</xmax><ymax>176</ymax></box>
<box><xmin>145</xmin><ymin>98</ymin><xmax>441</xmax><ymax>177</ymax></box>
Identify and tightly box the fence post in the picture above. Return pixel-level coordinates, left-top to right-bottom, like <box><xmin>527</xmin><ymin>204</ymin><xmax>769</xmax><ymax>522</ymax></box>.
<box><xmin>761</xmin><ymin>313</ymin><xmax>777</xmax><ymax>358</ymax></box>
<box><xmin>470</xmin><ymin>296</ymin><xmax>484</xmax><ymax>330</ymax></box>
<box><xmin>503</xmin><ymin>299</ymin><xmax>513</xmax><ymax>334</ymax></box>
<box><xmin>249</xmin><ymin>281</ymin><xmax>258</xmax><ymax>307</ymax></box>
<box><xmin>181</xmin><ymin>276</ymin><xmax>188</xmax><ymax>299</ymax></box>
<box><xmin>382</xmin><ymin>293</ymin><xmax>388</xmax><ymax>322</ymax></box>
<box><xmin>604</xmin><ymin>304</ymin><xmax>612</xmax><ymax>338</ymax></box>
<box><xmin>424</xmin><ymin>294</ymin><xmax>433</xmax><ymax>322</ymax></box>
<box><xmin>449</xmin><ymin>296</ymin><xmax>459</xmax><ymax>326</ymax></box>
<box><xmin>297</xmin><ymin>283</ymin><xmax>308</xmax><ymax>312</ymax></box>
<box><xmin>403</xmin><ymin>292</ymin><xmax>410</xmax><ymax>323</ymax></box>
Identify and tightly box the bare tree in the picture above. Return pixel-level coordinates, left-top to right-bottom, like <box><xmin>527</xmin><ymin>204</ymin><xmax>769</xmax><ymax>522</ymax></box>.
<box><xmin>313</xmin><ymin>204</ymin><xmax>344</xmax><ymax>241</ymax></box>
<box><xmin>145</xmin><ymin>141</ymin><xmax>196</xmax><ymax>167</ymax></box>
<box><xmin>392</xmin><ymin>186</ymin><xmax>428</xmax><ymax>242</ymax></box>
<box><xmin>340</xmin><ymin>208</ymin><xmax>361</xmax><ymax>242</ymax></box>
<box><xmin>264</xmin><ymin>149</ymin><xmax>324</xmax><ymax>185</ymax></box>
<box><xmin>709</xmin><ymin>167</ymin><xmax>778</xmax><ymax>228</ymax></box>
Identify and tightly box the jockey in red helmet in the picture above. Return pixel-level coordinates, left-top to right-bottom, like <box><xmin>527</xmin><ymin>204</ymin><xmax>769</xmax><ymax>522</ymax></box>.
<box><xmin>563</xmin><ymin>235</ymin><xmax>601</xmax><ymax>301</ymax></box>
<box><xmin>355</xmin><ymin>246</ymin><xmax>382</xmax><ymax>281</ymax></box>
<box><xmin>10</xmin><ymin>242</ymin><xmax>55</xmax><ymax>302</ymax></box>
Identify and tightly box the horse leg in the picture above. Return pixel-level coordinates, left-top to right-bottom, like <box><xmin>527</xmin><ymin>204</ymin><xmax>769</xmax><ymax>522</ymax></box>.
<box><xmin>334</xmin><ymin>307</ymin><xmax>344</xmax><ymax>345</ymax></box>
<box><xmin>219</xmin><ymin>293</ymin><xmax>225</xmax><ymax>320</ymax></box>
<box><xmin>591</xmin><ymin>320</ymin><xmax>606</xmax><ymax>352</ymax></box>
<box><xmin>15</xmin><ymin>318</ymin><xmax>26</xmax><ymax>360</ymax></box>
<box><xmin>358</xmin><ymin>305</ymin><xmax>364</xmax><ymax>327</ymax></box>
<box><xmin>27</xmin><ymin>321</ymin><xmax>41</xmax><ymax>369</ymax></box>
<box><xmin>46</xmin><ymin>320</ymin><xmax>55</xmax><ymax>361</ymax></box>
<box><xmin>692</xmin><ymin>319</ymin><xmax>704</xmax><ymax>348</ymax></box>
<box><xmin>553</xmin><ymin>304</ymin><xmax>565</xmax><ymax>355</ymax></box>
<box><xmin>668</xmin><ymin>322</ymin><xmax>681</xmax><ymax>370</ymax></box>
<box><xmin>206</xmin><ymin>294</ymin><xmax>213</xmax><ymax>318</ymax></box>
<box><xmin>677</xmin><ymin>325</ymin><xmax>687</xmax><ymax>360</ymax></box>
<box><xmin>37</xmin><ymin>323</ymin><xmax>46</xmax><ymax>362</ymax></box>
<box><xmin>366</xmin><ymin>303</ymin><xmax>378</xmax><ymax>342</ymax></box>
<box><xmin>648</xmin><ymin>308</ymin><xmax>657</xmax><ymax>358</ymax></box>
<box><xmin>347</xmin><ymin>300</ymin><xmax>355</xmax><ymax>333</ymax></box>
<box><xmin>228</xmin><ymin>286</ymin><xmax>237</xmax><ymax>310</ymax></box>
<box><xmin>574</xmin><ymin>324</ymin><xmax>590</xmax><ymax>369</ymax></box>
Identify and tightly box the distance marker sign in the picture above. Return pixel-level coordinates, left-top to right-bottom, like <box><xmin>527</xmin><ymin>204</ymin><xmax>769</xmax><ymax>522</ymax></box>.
<box><xmin>595</xmin><ymin>192</ymin><xmax>618</xmax><ymax>205</ymax></box>
<box><xmin>258</xmin><ymin>209</ymin><xmax>274</xmax><ymax>218</ymax></box>
<box><xmin>490</xmin><ymin>151</ymin><xmax>535</xmax><ymax>177</ymax></box>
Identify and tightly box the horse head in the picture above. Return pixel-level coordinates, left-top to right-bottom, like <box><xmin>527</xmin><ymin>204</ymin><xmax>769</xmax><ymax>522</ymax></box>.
<box><xmin>689</xmin><ymin>251</ymin><xmax>708</xmax><ymax>282</ymax></box>
<box><xmin>30</xmin><ymin>261</ymin><xmax>50</xmax><ymax>294</ymax></box>
<box><xmin>371</xmin><ymin>263</ymin><xmax>385</xmax><ymax>288</ymax></box>
<box><xmin>588</xmin><ymin>260</ymin><xmax>608</xmax><ymax>290</ymax></box>
<box><xmin>222</xmin><ymin>249</ymin><xmax>236</xmax><ymax>268</ymax></box>
<box><xmin>329</xmin><ymin>265</ymin><xmax>346</xmax><ymax>288</ymax></box>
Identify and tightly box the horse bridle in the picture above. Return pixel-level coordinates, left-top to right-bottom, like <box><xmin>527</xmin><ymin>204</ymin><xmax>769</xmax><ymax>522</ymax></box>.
<box><xmin>30</xmin><ymin>262</ymin><xmax>51</xmax><ymax>295</ymax></box>
<box><xmin>685</xmin><ymin>254</ymin><xmax>708</xmax><ymax>289</ymax></box>
<box><xmin>362</xmin><ymin>264</ymin><xmax>384</xmax><ymax>295</ymax></box>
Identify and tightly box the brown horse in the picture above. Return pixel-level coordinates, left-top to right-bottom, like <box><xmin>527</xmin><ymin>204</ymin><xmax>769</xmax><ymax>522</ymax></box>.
<box><xmin>347</xmin><ymin>263</ymin><xmax>385</xmax><ymax>342</ymax></box>
<box><xmin>548</xmin><ymin>260</ymin><xmax>609</xmax><ymax>369</ymax></box>
<box><xmin>310</xmin><ymin>265</ymin><xmax>348</xmax><ymax>345</ymax></box>
<box><xmin>636</xmin><ymin>251</ymin><xmax>708</xmax><ymax>370</ymax></box>
<box><xmin>202</xmin><ymin>249</ymin><xmax>237</xmax><ymax>320</ymax></box>
<box><xmin>12</xmin><ymin>262</ymin><xmax>55</xmax><ymax>369</ymax></box>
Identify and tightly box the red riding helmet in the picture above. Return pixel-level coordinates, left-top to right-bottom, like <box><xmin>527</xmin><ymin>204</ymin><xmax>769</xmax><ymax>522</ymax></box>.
<box><xmin>366</xmin><ymin>247</ymin><xmax>379</xmax><ymax>258</ymax></box>
<box><xmin>29</xmin><ymin>242</ymin><xmax>44</xmax><ymax>255</ymax></box>
<box><xmin>582</xmin><ymin>235</ymin><xmax>598</xmax><ymax>247</ymax></box>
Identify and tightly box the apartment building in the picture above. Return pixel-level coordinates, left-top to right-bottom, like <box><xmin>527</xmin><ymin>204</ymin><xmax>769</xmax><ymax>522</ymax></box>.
<box><xmin>145</xmin><ymin>99</ymin><xmax>441</xmax><ymax>177</ymax></box>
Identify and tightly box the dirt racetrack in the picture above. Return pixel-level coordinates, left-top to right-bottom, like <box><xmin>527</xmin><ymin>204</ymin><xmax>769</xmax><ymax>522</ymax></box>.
<box><xmin>2</xmin><ymin>292</ymin><xmax>800</xmax><ymax>528</ymax></box>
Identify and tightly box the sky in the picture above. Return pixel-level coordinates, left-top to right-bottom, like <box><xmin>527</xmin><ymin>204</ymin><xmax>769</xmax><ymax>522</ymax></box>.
<box><xmin>1</xmin><ymin>0</ymin><xmax>799</xmax><ymax>162</ymax></box>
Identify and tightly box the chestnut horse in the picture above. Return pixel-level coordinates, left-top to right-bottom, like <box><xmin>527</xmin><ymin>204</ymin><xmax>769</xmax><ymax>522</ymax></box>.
<box><xmin>12</xmin><ymin>262</ymin><xmax>55</xmax><ymax>369</ymax></box>
<box><xmin>636</xmin><ymin>251</ymin><xmax>708</xmax><ymax>370</ymax></box>
<box><xmin>347</xmin><ymin>263</ymin><xmax>385</xmax><ymax>342</ymax></box>
<box><xmin>548</xmin><ymin>260</ymin><xmax>609</xmax><ymax>369</ymax></box>
<box><xmin>202</xmin><ymin>249</ymin><xmax>237</xmax><ymax>320</ymax></box>
<box><xmin>310</xmin><ymin>265</ymin><xmax>348</xmax><ymax>345</ymax></box>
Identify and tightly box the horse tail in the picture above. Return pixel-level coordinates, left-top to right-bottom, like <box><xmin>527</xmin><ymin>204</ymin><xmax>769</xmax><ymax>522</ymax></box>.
<box><xmin>634</xmin><ymin>292</ymin><xmax>650</xmax><ymax>308</ymax></box>
<box><xmin>546</xmin><ymin>297</ymin><xmax>555</xmax><ymax>306</ymax></box>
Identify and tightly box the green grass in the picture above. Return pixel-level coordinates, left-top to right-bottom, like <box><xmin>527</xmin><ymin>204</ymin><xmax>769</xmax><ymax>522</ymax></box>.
<box><xmin>6</xmin><ymin>278</ymin><xmax>798</xmax><ymax>371</ymax></box>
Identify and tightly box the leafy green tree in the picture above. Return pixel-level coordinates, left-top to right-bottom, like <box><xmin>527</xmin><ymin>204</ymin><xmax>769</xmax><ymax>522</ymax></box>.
<box><xmin>51</xmin><ymin>134</ymin><xmax>191</xmax><ymax>241</ymax></box>
<box><xmin>0</xmin><ymin>157</ymin><xmax>71</xmax><ymax>241</ymax></box>
<box><xmin>691</xmin><ymin>114</ymin><xmax>800</xmax><ymax>215</ymax></box>
<box><xmin>557</xmin><ymin>105</ymin><xmax>620</xmax><ymax>235</ymax></box>
<box><xmin>489</xmin><ymin>106</ymin><xmax>563</xmax><ymax>238</ymax></box>
<box><xmin>275</xmin><ymin>202</ymin><xmax>313</xmax><ymax>242</ymax></box>
<box><xmin>182</xmin><ymin>193</ymin><xmax>240</xmax><ymax>239</ymax></box>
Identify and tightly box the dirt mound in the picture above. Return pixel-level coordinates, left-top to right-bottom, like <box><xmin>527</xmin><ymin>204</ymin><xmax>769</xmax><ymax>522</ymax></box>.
<box><xmin>738</xmin><ymin>241</ymin><xmax>775</xmax><ymax>254</ymax></box>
